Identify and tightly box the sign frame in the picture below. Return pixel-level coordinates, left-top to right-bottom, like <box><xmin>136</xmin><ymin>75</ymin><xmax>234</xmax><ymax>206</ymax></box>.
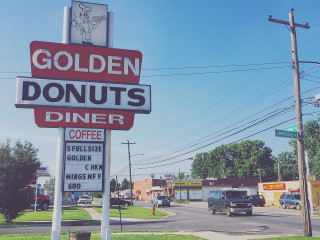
<box><xmin>63</xmin><ymin>128</ymin><xmax>105</xmax><ymax>192</ymax></box>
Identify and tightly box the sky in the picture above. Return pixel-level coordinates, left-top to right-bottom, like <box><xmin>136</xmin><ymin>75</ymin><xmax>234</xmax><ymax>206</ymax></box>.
<box><xmin>1</xmin><ymin>0</ymin><xmax>320</xmax><ymax>183</ymax></box>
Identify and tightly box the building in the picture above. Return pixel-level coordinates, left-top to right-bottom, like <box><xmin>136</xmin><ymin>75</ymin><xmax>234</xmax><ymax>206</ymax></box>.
<box><xmin>258</xmin><ymin>180</ymin><xmax>320</xmax><ymax>207</ymax></box>
<box><xmin>174</xmin><ymin>178</ymin><xmax>259</xmax><ymax>201</ymax></box>
<box><xmin>134</xmin><ymin>179</ymin><xmax>167</xmax><ymax>201</ymax></box>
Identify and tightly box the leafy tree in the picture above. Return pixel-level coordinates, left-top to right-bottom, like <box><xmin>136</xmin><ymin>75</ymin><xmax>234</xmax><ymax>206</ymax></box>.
<box><xmin>190</xmin><ymin>140</ymin><xmax>275</xmax><ymax>181</ymax></box>
<box><xmin>0</xmin><ymin>140</ymin><xmax>40</xmax><ymax>223</ymax></box>
<box><xmin>110</xmin><ymin>178</ymin><xmax>116</xmax><ymax>192</ymax></box>
<box><xmin>275</xmin><ymin>152</ymin><xmax>298</xmax><ymax>181</ymax></box>
<box><xmin>289</xmin><ymin>118</ymin><xmax>320</xmax><ymax>179</ymax></box>
<box><xmin>121</xmin><ymin>178</ymin><xmax>130</xmax><ymax>190</ymax></box>
<box><xmin>191</xmin><ymin>153</ymin><xmax>208</xmax><ymax>179</ymax></box>
<box><xmin>177</xmin><ymin>172</ymin><xmax>185</xmax><ymax>180</ymax></box>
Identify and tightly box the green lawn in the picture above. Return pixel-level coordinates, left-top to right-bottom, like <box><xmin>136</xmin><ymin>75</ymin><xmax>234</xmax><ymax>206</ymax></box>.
<box><xmin>93</xmin><ymin>206</ymin><xmax>168</xmax><ymax>219</ymax></box>
<box><xmin>0</xmin><ymin>233</ymin><xmax>205</xmax><ymax>240</ymax></box>
<box><xmin>0</xmin><ymin>207</ymin><xmax>91</xmax><ymax>222</ymax></box>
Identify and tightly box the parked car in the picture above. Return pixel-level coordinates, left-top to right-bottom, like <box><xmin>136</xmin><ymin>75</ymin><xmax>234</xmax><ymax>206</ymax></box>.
<box><xmin>279</xmin><ymin>193</ymin><xmax>301</xmax><ymax>210</ymax></box>
<box><xmin>78</xmin><ymin>195</ymin><xmax>92</xmax><ymax>204</ymax></box>
<box><xmin>110</xmin><ymin>197</ymin><xmax>132</xmax><ymax>207</ymax></box>
<box><xmin>152</xmin><ymin>195</ymin><xmax>170</xmax><ymax>207</ymax></box>
<box><xmin>247</xmin><ymin>195</ymin><xmax>266</xmax><ymax>207</ymax></box>
<box><xmin>208</xmin><ymin>190</ymin><xmax>252</xmax><ymax>217</ymax></box>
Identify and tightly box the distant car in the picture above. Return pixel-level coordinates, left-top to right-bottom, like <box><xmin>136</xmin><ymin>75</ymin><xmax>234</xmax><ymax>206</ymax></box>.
<box><xmin>78</xmin><ymin>195</ymin><xmax>92</xmax><ymax>204</ymax></box>
<box><xmin>247</xmin><ymin>195</ymin><xmax>265</xmax><ymax>207</ymax></box>
<box><xmin>279</xmin><ymin>193</ymin><xmax>301</xmax><ymax>210</ymax></box>
<box><xmin>110</xmin><ymin>197</ymin><xmax>132</xmax><ymax>207</ymax></box>
<box><xmin>152</xmin><ymin>195</ymin><xmax>170</xmax><ymax>207</ymax></box>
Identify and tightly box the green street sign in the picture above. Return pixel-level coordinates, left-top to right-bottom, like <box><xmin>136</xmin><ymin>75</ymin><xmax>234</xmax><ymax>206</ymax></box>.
<box><xmin>275</xmin><ymin>129</ymin><xmax>298</xmax><ymax>139</ymax></box>
<box><xmin>282</xmin><ymin>125</ymin><xmax>297</xmax><ymax>132</ymax></box>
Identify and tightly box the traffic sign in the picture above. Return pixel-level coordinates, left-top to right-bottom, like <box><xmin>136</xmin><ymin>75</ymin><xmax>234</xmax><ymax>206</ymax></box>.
<box><xmin>275</xmin><ymin>129</ymin><xmax>298</xmax><ymax>139</ymax></box>
<box><xmin>282</xmin><ymin>125</ymin><xmax>297</xmax><ymax>132</ymax></box>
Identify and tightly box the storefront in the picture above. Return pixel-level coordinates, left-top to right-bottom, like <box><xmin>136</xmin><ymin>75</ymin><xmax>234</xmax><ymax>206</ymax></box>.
<box><xmin>173</xmin><ymin>180</ymin><xmax>202</xmax><ymax>201</ymax></box>
<box><xmin>258</xmin><ymin>180</ymin><xmax>320</xmax><ymax>207</ymax></box>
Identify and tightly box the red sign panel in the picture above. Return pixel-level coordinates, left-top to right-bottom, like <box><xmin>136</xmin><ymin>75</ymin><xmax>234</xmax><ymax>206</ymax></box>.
<box><xmin>30</xmin><ymin>41</ymin><xmax>142</xmax><ymax>84</ymax></box>
<box><xmin>34</xmin><ymin>107</ymin><xmax>134</xmax><ymax>130</ymax></box>
<box><xmin>263</xmin><ymin>183</ymin><xmax>286</xmax><ymax>191</ymax></box>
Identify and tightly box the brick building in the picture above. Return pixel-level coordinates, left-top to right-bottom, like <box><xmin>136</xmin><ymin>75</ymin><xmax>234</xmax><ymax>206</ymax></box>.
<box><xmin>134</xmin><ymin>179</ymin><xmax>167</xmax><ymax>201</ymax></box>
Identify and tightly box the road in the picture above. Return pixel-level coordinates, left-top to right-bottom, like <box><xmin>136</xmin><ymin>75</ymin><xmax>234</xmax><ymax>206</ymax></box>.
<box><xmin>1</xmin><ymin>200</ymin><xmax>320</xmax><ymax>238</ymax></box>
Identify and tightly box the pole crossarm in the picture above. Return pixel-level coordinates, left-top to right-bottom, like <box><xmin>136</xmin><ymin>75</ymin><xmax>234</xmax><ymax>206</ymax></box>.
<box><xmin>268</xmin><ymin>14</ymin><xmax>310</xmax><ymax>29</ymax></box>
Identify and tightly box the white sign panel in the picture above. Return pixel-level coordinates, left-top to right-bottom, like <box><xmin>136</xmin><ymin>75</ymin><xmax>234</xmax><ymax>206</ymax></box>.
<box><xmin>189</xmin><ymin>190</ymin><xmax>202</xmax><ymax>200</ymax></box>
<box><xmin>71</xmin><ymin>1</ymin><xmax>108</xmax><ymax>46</ymax></box>
<box><xmin>63</xmin><ymin>128</ymin><xmax>105</xmax><ymax>192</ymax></box>
<box><xmin>15</xmin><ymin>77</ymin><xmax>151</xmax><ymax>114</ymax></box>
<box><xmin>174</xmin><ymin>190</ymin><xmax>187</xmax><ymax>200</ymax></box>
<box><xmin>64</xmin><ymin>141</ymin><xmax>104</xmax><ymax>192</ymax></box>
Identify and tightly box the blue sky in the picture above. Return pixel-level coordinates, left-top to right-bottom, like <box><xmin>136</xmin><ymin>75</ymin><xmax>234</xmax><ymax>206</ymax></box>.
<box><xmin>1</xmin><ymin>0</ymin><xmax>320</xmax><ymax>182</ymax></box>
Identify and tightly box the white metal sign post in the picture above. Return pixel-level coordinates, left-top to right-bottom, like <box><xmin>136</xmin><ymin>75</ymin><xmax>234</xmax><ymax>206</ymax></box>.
<box><xmin>15</xmin><ymin>2</ymin><xmax>148</xmax><ymax>240</ymax></box>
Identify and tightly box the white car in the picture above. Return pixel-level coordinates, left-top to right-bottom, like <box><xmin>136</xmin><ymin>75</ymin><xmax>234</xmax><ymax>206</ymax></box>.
<box><xmin>78</xmin><ymin>195</ymin><xmax>92</xmax><ymax>204</ymax></box>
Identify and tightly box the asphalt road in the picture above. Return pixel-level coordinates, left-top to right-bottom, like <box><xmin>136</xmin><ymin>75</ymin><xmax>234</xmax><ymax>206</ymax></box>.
<box><xmin>1</xmin><ymin>200</ymin><xmax>320</xmax><ymax>238</ymax></box>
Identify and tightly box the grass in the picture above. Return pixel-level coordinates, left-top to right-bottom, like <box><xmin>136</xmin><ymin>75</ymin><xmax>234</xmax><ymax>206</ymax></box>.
<box><xmin>0</xmin><ymin>207</ymin><xmax>91</xmax><ymax>223</ymax></box>
<box><xmin>93</xmin><ymin>206</ymin><xmax>168</xmax><ymax>219</ymax></box>
<box><xmin>0</xmin><ymin>233</ymin><xmax>205</xmax><ymax>240</ymax></box>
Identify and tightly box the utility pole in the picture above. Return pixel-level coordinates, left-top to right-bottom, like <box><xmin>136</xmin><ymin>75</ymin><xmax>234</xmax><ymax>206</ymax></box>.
<box><xmin>257</xmin><ymin>168</ymin><xmax>262</xmax><ymax>183</ymax></box>
<box><xmin>121</xmin><ymin>140</ymin><xmax>136</xmax><ymax>207</ymax></box>
<box><xmin>278</xmin><ymin>161</ymin><xmax>281</xmax><ymax>182</ymax></box>
<box><xmin>269</xmin><ymin>9</ymin><xmax>312</xmax><ymax>236</ymax></box>
<box><xmin>179</xmin><ymin>168</ymin><xmax>181</xmax><ymax>202</ymax></box>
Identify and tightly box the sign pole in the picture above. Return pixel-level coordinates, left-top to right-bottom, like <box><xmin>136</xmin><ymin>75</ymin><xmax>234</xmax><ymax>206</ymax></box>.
<box><xmin>101</xmin><ymin>11</ymin><xmax>114</xmax><ymax>240</ymax></box>
<box><xmin>51</xmin><ymin>128</ymin><xmax>65</xmax><ymax>240</ymax></box>
<box><xmin>51</xmin><ymin>7</ymin><xmax>69</xmax><ymax>240</ymax></box>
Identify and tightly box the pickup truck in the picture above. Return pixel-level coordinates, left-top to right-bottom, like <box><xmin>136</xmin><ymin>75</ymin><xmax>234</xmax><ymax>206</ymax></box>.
<box><xmin>23</xmin><ymin>187</ymin><xmax>50</xmax><ymax>210</ymax></box>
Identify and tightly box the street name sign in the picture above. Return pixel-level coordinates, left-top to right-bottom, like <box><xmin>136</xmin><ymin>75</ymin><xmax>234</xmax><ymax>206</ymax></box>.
<box><xmin>275</xmin><ymin>129</ymin><xmax>298</xmax><ymax>139</ymax></box>
<box><xmin>282</xmin><ymin>125</ymin><xmax>297</xmax><ymax>132</ymax></box>
<box><xmin>63</xmin><ymin>128</ymin><xmax>105</xmax><ymax>192</ymax></box>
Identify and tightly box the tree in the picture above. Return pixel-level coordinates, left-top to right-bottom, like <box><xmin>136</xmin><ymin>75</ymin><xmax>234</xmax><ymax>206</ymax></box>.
<box><xmin>0</xmin><ymin>140</ymin><xmax>40</xmax><ymax>223</ymax></box>
<box><xmin>110</xmin><ymin>178</ymin><xmax>116</xmax><ymax>192</ymax></box>
<box><xmin>290</xmin><ymin>118</ymin><xmax>320</xmax><ymax>179</ymax></box>
<box><xmin>190</xmin><ymin>140</ymin><xmax>275</xmax><ymax>181</ymax></box>
<box><xmin>121</xmin><ymin>178</ymin><xmax>130</xmax><ymax>190</ymax></box>
<box><xmin>275</xmin><ymin>152</ymin><xmax>298</xmax><ymax>181</ymax></box>
<box><xmin>177</xmin><ymin>172</ymin><xmax>185</xmax><ymax>180</ymax></box>
<box><xmin>191</xmin><ymin>153</ymin><xmax>208</xmax><ymax>179</ymax></box>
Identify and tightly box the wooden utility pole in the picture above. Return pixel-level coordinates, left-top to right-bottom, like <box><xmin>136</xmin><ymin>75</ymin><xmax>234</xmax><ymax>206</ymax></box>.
<box><xmin>269</xmin><ymin>9</ymin><xmax>312</xmax><ymax>236</ymax></box>
<box><xmin>121</xmin><ymin>140</ymin><xmax>136</xmax><ymax>207</ymax></box>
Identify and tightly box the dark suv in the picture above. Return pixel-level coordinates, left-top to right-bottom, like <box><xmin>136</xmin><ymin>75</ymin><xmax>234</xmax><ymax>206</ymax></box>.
<box><xmin>247</xmin><ymin>195</ymin><xmax>265</xmax><ymax>207</ymax></box>
<box><xmin>208</xmin><ymin>190</ymin><xmax>252</xmax><ymax>217</ymax></box>
<box><xmin>279</xmin><ymin>193</ymin><xmax>301</xmax><ymax>210</ymax></box>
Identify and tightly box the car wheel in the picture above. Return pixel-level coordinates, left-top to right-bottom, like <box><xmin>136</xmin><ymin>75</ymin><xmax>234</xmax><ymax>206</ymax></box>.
<box><xmin>210</xmin><ymin>205</ymin><xmax>216</xmax><ymax>215</ymax></box>
<box><xmin>282</xmin><ymin>203</ymin><xmax>286</xmax><ymax>209</ymax></box>
<box><xmin>168</xmin><ymin>204</ymin><xmax>170</xmax><ymax>207</ymax></box>
<box><xmin>41</xmin><ymin>202</ymin><xmax>49</xmax><ymax>211</ymax></box>
<box><xmin>296</xmin><ymin>203</ymin><xmax>301</xmax><ymax>210</ymax></box>
<box><xmin>226</xmin><ymin>207</ymin><xmax>232</xmax><ymax>217</ymax></box>
<box><xmin>260</xmin><ymin>204</ymin><xmax>264</xmax><ymax>207</ymax></box>
<box><xmin>246</xmin><ymin>211</ymin><xmax>252</xmax><ymax>216</ymax></box>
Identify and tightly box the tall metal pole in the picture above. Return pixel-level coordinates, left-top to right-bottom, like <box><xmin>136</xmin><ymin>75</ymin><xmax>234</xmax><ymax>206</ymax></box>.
<box><xmin>278</xmin><ymin>161</ymin><xmax>281</xmax><ymax>182</ymax></box>
<box><xmin>101</xmin><ymin>11</ymin><xmax>114</xmax><ymax>240</ymax></box>
<box><xmin>305</xmin><ymin>151</ymin><xmax>314</xmax><ymax>215</ymax></box>
<box><xmin>269</xmin><ymin>9</ymin><xmax>311</xmax><ymax>236</ymax></box>
<box><xmin>179</xmin><ymin>168</ymin><xmax>181</xmax><ymax>202</ymax></box>
<box><xmin>51</xmin><ymin>7</ymin><xmax>69</xmax><ymax>240</ymax></box>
